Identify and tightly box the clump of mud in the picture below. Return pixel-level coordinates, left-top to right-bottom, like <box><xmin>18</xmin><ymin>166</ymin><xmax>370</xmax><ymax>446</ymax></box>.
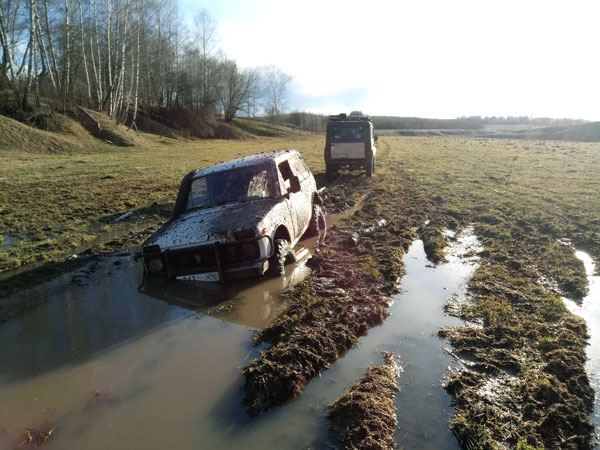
<box><xmin>14</xmin><ymin>424</ymin><xmax>56</xmax><ymax>448</ymax></box>
<box><xmin>418</xmin><ymin>220</ymin><xmax>448</xmax><ymax>263</ymax></box>
<box><xmin>243</xmin><ymin>171</ymin><xmax>434</xmax><ymax>414</ymax></box>
<box><xmin>329</xmin><ymin>352</ymin><xmax>400</xmax><ymax>449</ymax></box>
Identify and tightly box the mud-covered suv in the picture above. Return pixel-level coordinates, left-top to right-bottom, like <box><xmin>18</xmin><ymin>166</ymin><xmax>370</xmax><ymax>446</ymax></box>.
<box><xmin>324</xmin><ymin>112</ymin><xmax>377</xmax><ymax>180</ymax></box>
<box><xmin>140</xmin><ymin>149</ymin><xmax>326</xmax><ymax>281</ymax></box>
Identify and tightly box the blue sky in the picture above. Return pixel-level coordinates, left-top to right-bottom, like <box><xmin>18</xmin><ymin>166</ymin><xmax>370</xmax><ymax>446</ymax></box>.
<box><xmin>180</xmin><ymin>0</ymin><xmax>600</xmax><ymax>120</ymax></box>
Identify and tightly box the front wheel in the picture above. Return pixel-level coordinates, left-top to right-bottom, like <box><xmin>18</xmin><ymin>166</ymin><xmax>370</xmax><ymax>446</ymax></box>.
<box><xmin>268</xmin><ymin>239</ymin><xmax>290</xmax><ymax>277</ymax></box>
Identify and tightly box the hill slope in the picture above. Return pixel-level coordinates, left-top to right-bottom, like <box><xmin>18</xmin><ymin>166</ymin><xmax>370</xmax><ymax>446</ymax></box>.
<box><xmin>0</xmin><ymin>111</ymin><xmax>306</xmax><ymax>154</ymax></box>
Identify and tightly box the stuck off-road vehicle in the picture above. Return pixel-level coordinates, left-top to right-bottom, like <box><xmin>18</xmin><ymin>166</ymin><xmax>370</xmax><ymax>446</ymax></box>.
<box><xmin>325</xmin><ymin>112</ymin><xmax>377</xmax><ymax>180</ymax></box>
<box><xmin>140</xmin><ymin>149</ymin><xmax>326</xmax><ymax>281</ymax></box>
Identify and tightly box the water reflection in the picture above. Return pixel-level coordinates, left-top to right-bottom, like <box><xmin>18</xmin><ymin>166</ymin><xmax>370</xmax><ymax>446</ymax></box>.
<box><xmin>561</xmin><ymin>250</ymin><xmax>600</xmax><ymax>436</ymax></box>
<box><xmin>0</xmin><ymin>238</ymin><xmax>315</xmax><ymax>383</ymax></box>
<box><xmin>139</xmin><ymin>245</ymin><xmax>313</xmax><ymax>329</ymax></box>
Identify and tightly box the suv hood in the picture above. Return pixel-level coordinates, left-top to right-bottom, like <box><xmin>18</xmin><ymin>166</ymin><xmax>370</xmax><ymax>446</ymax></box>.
<box><xmin>145</xmin><ymin>199</ymin><xmax>279</xmax><ymax>249</ymax></box>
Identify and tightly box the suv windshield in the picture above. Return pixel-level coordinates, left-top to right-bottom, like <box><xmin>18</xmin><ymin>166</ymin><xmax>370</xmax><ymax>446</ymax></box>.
<box><xmin>329</xmin><ymin>124</ymin><xmax>366</xmax><ymax>141</ymax></box>
<box><xmin>187</xmin><ymin>164</ymin><xmax>275</xmax><ymax>210</ymax></box>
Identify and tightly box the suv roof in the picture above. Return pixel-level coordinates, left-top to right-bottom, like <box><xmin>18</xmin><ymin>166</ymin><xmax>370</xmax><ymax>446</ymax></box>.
<box><xmin>193</xmin><ymin>149</ymin><xmax>299</xmax><ymax>179</ymax></box>
<box><xmin>328</xmin><ymin>113</ymin><xmax>371</xmax><ymax>122</ymax></box>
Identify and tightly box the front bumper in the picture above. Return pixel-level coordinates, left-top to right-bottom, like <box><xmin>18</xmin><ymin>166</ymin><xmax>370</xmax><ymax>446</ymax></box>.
<box><xmin>139</xmin><ymin>235</ymin><xmax>273</xmax><ymax>282</ymax></box>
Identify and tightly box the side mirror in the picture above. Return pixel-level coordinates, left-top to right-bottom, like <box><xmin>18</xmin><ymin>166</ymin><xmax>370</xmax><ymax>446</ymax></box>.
<box><xmin>288</xmin><ymin>176</ymin><xmax>301</xmax><ymax>194</ymax></box>
<box><xmin>374</xmin><ymin>135</ymin><xmax>379</xmax><ymax>142</ymax></box>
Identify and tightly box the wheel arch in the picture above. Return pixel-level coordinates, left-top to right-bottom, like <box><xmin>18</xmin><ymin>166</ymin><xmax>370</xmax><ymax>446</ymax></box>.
<box><xmin>273</xmin><ymin>225</ymin><xmax>291</xmax><ymax>242</ymax></box>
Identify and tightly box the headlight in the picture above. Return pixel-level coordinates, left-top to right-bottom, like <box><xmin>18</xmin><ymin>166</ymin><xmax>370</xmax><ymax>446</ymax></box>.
<box><xmin>143</xmin><ymin>245</ymin><xmax>160</xmax><ymax>254</ymax></box>
<box><xmin>147</xmin><ymin>257</ymin><xmax>164</xmax><ymax>273</ymax></box>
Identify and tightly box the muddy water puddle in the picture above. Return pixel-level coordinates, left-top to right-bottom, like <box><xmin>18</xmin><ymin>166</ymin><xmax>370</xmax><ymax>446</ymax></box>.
<box><xmin>309</xmin><ymin>229</ymin><xmax>481</xmax><ymax>449</ymax></box>
<box><xmin>562</xmin><ymin>250</ymin><xmax>600</xmax><ymax>437</ymax></box>
<box><xmin>0</xmin><ymin>226</ymin><xmax>481</xmax><ymax>449</ymax></box>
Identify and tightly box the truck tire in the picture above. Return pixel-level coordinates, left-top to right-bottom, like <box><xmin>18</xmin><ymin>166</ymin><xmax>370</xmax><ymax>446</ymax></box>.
<box><xmin>307</xmin><ymin>204</ymin><xmax>326</xmax><ymax>237</ymax></box>
<box><xmin>269</xmin><ymin>239</ymin><xmax>290</xmax><ymax>277</ymax></box>
<box><xmin>366</xmin><ymin>157</ymin><xmax>374</xmax><ymax>177</ymax></box>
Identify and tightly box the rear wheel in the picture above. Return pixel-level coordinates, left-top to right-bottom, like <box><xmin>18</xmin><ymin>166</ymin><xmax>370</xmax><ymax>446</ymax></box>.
<box><xmin>307</xmin><ymin>203</ymin><xmax>326</xmax><ymax>237</ymax></box>
<box><xmin>269</xmin><ymin>239</ymin><xmax>290</xmax><ymax>277</ymax></box>
<box><xmin>365</xmin><ymin>157</ymin><xmax>374</xmax><ymax>177</ymax></box>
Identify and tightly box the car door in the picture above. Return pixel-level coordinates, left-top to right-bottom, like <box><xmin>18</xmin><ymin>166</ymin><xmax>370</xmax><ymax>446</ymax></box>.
<box><xmin>288</xmin><ymin>154</ymin><xmax>313</xmax><ymax>233</ymax></box>
<box><xmin>277</xmin><ymin>158</ymin><xmax>305</xmax><ymax>240</ymax></box>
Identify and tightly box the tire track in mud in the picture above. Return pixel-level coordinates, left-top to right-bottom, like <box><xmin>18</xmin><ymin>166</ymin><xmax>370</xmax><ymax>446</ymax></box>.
<box><xmin>243</xmin><ymin>143</ymin><xmax>598</xmax><ymax>449</ymax></box>
<box><xmin>243</xmin><ymin>166</ymin><xmax>442</xmax><ymax>415</ymax></box>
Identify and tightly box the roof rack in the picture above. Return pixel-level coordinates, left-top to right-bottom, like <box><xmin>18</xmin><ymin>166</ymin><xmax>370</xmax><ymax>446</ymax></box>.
<box><xmin>328</xmin><ymin>112</ymin><xmax>371</xmax><ymax>122</ymax></box>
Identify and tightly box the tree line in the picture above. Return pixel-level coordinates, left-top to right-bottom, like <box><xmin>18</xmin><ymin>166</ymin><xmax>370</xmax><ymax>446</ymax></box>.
<box><xmin>0</xmin><ymin>1</ymin><xmax>292</xmax><ymax>126</ymax></box>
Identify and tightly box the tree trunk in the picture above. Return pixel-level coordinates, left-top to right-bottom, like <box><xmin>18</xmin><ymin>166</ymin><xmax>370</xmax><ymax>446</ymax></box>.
<box><xmin>78</xmin><ymin>0</ymin><xmax>92</xmax><ymax>102</ymax></box>
<box><xmin>128</xmin><ymin>0</ymin><xmax>139</xmax><ymax>130</ymax></box>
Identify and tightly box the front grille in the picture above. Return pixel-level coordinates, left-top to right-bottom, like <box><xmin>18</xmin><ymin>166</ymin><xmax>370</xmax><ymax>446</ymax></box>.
<box><xmin>163</xmin><ymin>240</ymin><xmax>262</xmax><ymax>276</ymax></box>
<box><xmin>223</xmin><ymin>245</ymin><xmax>238</xmax><ymax>263</ymax></box>
<box><xmin>167</xmin><ymin>248</ymin><xmax>216</xmax><ymax>273</ymax></box>
<box><xmin>219</xmin><ymin>242</ymin><xmax>259</xmax><ymax>263</ymax></box>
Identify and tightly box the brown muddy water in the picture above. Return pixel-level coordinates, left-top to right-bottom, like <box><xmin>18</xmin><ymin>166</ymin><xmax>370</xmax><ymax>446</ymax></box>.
<box><xmin>562</xmin><ymin>250</ymin><xmax>600</xmax><ymax>442</ymax></box>
<box><xmin>0</xmin><ymin>228</ymin><xmax>481</xmax><ymax>449</ymax></box>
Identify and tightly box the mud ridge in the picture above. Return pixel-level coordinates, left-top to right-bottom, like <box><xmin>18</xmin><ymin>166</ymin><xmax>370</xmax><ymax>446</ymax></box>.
<box><xmin>329</xmin><ymin>352</ymin><xmax>400</xmax><ymax>450</ymax></box>
<box><xmin>243</xmin><ymin>169</ymin><xmax>436</xmax><ymax>414</ymax></box>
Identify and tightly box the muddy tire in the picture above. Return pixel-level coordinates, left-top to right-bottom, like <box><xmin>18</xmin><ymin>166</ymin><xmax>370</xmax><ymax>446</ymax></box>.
<box><xmin>366</xmin><ymin>157</ymin><xmax>374</xmax><ymax>177</ymax></box>
<box><xmin>326</xmin><ymin>165</ymin><xmax>337</xmax><ymax>181</ymax></box>
<box><xmin>269</xmin><ymin>239</ymin><xmax>290</xmax><ymax>277</ymax></box>
<box><xmin>307</xmin><ymin>204</ymin><xmax>326</xmax><ymax>237</ymax></box>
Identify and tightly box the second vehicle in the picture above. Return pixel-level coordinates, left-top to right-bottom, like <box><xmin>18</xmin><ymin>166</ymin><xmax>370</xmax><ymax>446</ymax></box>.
<box><xmin>324</xmin><ymin>112</ymin><xmax>378</xmax><ymax>180</ymax></box>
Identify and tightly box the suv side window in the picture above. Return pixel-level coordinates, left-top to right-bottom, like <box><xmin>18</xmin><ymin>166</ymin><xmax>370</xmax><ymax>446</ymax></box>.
<box><xmin>278</xmin><ymin>159</ymin><xmax>293</xmax><ymax>180</ymax></box>
<box><xmin>278</xmin><ymin>159</ymin><xmax>294</xmax><ymax>192</ymax></box>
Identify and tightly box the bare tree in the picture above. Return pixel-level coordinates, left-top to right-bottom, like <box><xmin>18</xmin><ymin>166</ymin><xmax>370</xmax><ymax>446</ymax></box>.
<box><xmin>0</xmin><ymin>0</ymin><xmax>298</xmax><ymax>125</ymax></box>
<box><xmin>193</xmin><ymin>9</ymin><xmax>218</xmax><ymax>110</ymax></box>
<box><xmin>262</xmin><ymin>65</ymin><xmax>291</xmax><ymax>122</ymax></box>
<box><xmin>127</xmin><ymin>0</ymin><xmax>139</xmax><ymax>129</ymax></box>
<box><xmin>217</xmin><ymin>59</ymin><xmax>259</xmax><ymax>123</ymax></box>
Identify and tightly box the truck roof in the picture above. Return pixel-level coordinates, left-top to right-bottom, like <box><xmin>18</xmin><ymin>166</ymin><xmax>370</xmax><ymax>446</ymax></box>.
<box><xmin>192</xmin><ymin>149</ymin><xmax>298</xmax><ymax>178</ymax></box>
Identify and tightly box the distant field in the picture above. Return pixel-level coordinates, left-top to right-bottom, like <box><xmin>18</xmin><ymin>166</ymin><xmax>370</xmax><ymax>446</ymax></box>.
<box><xmin>376</xmin><ymin>121</ymin><xmax>600</xmax><ymax>141</ymax></box>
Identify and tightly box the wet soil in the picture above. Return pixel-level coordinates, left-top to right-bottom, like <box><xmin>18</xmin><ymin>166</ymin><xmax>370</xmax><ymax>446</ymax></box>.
<box><xmin>329</xmin><ymin>352</ymin><xmax>400</xmax><ymax>450</ymax></box>
<box><xmin>243</xmin><ymin>169</ymin><xmax>452</xmax><ymax>414</ymax></box>
<box><xmin>441</xmin><ymin>238</ymin><xmax>596</xmax><ymax>448</ymax></box>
